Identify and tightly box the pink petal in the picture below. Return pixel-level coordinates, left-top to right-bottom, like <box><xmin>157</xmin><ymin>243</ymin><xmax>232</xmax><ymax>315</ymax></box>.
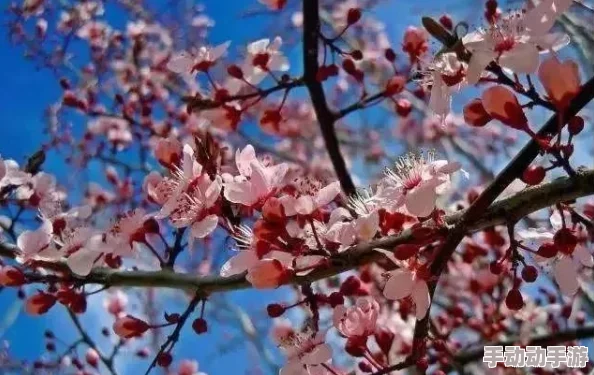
<box><xmin>553</xmin><ymin>257</ymin><xmax>579</xmax><ymax>296</ymax></box>
<box><xmin>383</xmin><ymin>269</ymin><xmax>414</xmax><ymax>300</ymax></box>
<box><xmin>248</xmin><ymin>38</ymin><xmax>270</xmax><ymax>54</ymax></box>
<box><xmin>279</xmin><ymin>195</ymin><xmax>298</xmax><ymax>216</ymax></box>
<box><xmin>574</xmin><ymin>247</ymin><xmax>594</xmax><ymax>268</ymax></box>
<box><xmin>220</xmin><ymin>251</ymin><xmax>258</xmax><ymax>277</ymax></box>
<box><xmin>315</xmin><ymin>181</ymin><xmax>341</xmax><ymax>207</ymax></box>
<box><xmin>428</xmin><ymin>74</ymin><xmax>451</xmax><ymax>118</ymax></box>
<box><xmin>405</xmin><ymin>183</ymin><xmax>438</xmax><ymax>217</ymax></box>
<box><xmin>210</xmin><ymin>41</ymin><xmax>231</xmax><ymax>60</ymax></box>
<box><xmin>524</xmin><ymin>0</ymin><xmax>573</xmax><ymax>36</ymax></box>
<box><xmin>67</xmin><ymin>248</ymin><xmax>100</xmax><ymax>276</ymax></box>
<box><xmin>204</xmin><ymin>177</ymin><xmax>222</xmax><ymax>208</ymax></box>
<box><xmin>499</xmin><ymin>43</ymin><xmax>539</xmax><ymax>74</ymax></box>
<box><xmin>301</xmin><ymin>343</ymin><xmax>332</xmax><ymax>365</ymax></box>
<box><xmin>235</xmin><ymin>145</ymin><xmax>256</xmax><ymax>177</ymax></box>
<box><xmin>435</xmin><ymin>161</ymin><xmax>461</xmax><ymax>174</ymax></box>
<box><xmin>191</xmin><ymin>215</ymin><xmax>218</xmax><ymax>239</ymax></box>
<box><xmin>411</xmin><ymin>279</ymin><xmax>431</xmax><ymax>320</ymax></box>
<box><xmin>466</xmin><ymin>50</ymin><xmax>496</xmax><ymax>85</ymax></box>
<box><xmin>295</xmin><ymin>196</ymin><xmax>315</xmax><ymax>215</ymax></box>
<box><xmin>167</xmin><ymin>52</ymin><xmax>194</xmax><ymax>74</ymax></box>
<box><xmin>354</xmin><ymin>211</ymin><xmax>379</xmax><ymax>241</ymax></box>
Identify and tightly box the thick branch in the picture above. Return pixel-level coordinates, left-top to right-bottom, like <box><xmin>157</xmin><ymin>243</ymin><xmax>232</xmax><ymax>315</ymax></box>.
<box><xmin>302</xmin><ymin>0</ymin><xmax>356</xmax><ymax>196</ymax></box>
<box><xmin>2</xmin><ymin>169</ymin><xmax>593</xmax><ymax>293</ymax></box>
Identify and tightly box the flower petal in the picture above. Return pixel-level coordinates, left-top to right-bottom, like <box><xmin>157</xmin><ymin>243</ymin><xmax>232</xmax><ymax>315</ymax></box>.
<box><xmin>499</xmin><ymin>43</ymin><xmax>540</xmax><ymax>75</ymax></box>
<box><xmin>405</xmin><ymin>183</ymin><xmax>438</xmax><ymax>217</ymax></box>
<box><xmin>411</xmin><ymin>279</ymin><xmax>431</xmax><ymax>320</ymax></box>
<box><xmin>383</xmin><ymin>269</ymin><xmax>414</xmax><ymax>300</ymax></box>
<box><xmin>553</xmin><ymin>257</ymin><xmax>579</xmax><ymax>296</ymax></box>
<box><xmin>220</xmin><ymin>251</ymin><xmax>258</xmax><ymax>277</ymax></box>
<box><xmin>191</xmin><ymin>215</ymin><xmax>218</xmax><ymax>239</ymax></box>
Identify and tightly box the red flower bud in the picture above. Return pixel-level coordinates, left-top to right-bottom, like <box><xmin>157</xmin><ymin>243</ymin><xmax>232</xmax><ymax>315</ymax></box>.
<box><xmin>394</xmin><ymin>99</ymin><xmax>412</xmax><ymax>117</ymax></box>
<box><xmin>342</xmin><ymin>59</ymin><xmax>356</xmax><ymax>75</ymax></box>
<box><xmin>522</xmin><ymin>165</ymin><xmax>545</xmax><ymax>185</ymax></box>
<box><xmin>85</xmin><ymin>348</ymin><xmax>99</xmax><ymax>368</ymax></box>
<box><xmin>346</xmin><ymin>8</ymin><xmax>362</xmax><ymax>25</ymax></box>
<box><xmin>374</xmin><ymin>328</ymin><xmax>395</xmax><ymax>355</ymax></box>
<box><xmin>439</xmin><ymin>14</ymin><xmax>453</xmax><ymax>30</ymax></box>
<box><xmin>0</xmin><ymin>266</ymin><xmax>26</xmax><ymax>286</ymax></box>
<box><xmin>463</xmin><ymin>98</ymin><xmax>492</xmax><ymax>127</ymax></box>
<box><xmin>568</xmin><ymin>116</ymin><xmax>584</xmax><ymax>135</ymax></box>
<box><xmin>266</xmin><ymin>303</ymin><xmax>285</xmax><ymax>318</ymax></box>
<box><xmin>384</xmin><ymin>76</ymin><xmax>406</xmax><ymax>96</ymax></box>
<box><xmin>521</xmin><ymin>265</ymin><xmax>538</xmax><ymax>283</ymax></box>
<box><xmin>340</xmin><ymin>276</ymin><xmax>361</xmax><ymax>296</ymax></box>
<box><xmin>113</xmin><ymin>315</ymin><xmax>150</xmax><ymax>338</ymax></box>
<box><xmin>328</xmin><ymin>292</ymin><xmax>344</xmax><ymax>307</ymax></box>
<box><xmin>157</xmin><ymin>352</ymin><xmax>172</xmax><ymax>367</ymax></box>
<box><xmin>227</xmin><ymin>64</ymin><xmax>243</xmax><ymax>79</ymax></box>
<box><xmin>554</xmin><ymin>228</ymin><xmax>577</xmax><ymax>255</ymax></box>
<box><xmin>537</xmin><ymin>242</ymin><xmax>559</xmax><ymax>258</ymax></box>
<box><xmin>351</xmin><ymin>50</ymin><xmax>363</xmax><ymax>61</ymax></box>
<box><xmin>192</xmin><ymin>318</ymin><xmax>208</xmax><ymax>334</ymax></box>
<box><xmin>393</xmin><ymin>244</ymin><xmax>419</xmax><ymax>260</ymax></box>
<box><xmin>482</xmin><ymin>86</ymin><xmax>528</xmax><ymax>131</ymax></box>
<box><xmin>505</xmin><ymin>288</ymin><xmax>524</xmax><ymax>310</ymax></box>
<box><xmin>384</xmin><ymin>48</ymin><xmax>396</xmax><ymax>62</ymax></box>
<box><xmin>26</xmin><ymin>292</ymin><xmax>57</xmax><ymax>315</ymax></box>
<box><xmin>262</xmin><ymin>197</ymin><xmax>286</xmax><ymax>223</ymax></box>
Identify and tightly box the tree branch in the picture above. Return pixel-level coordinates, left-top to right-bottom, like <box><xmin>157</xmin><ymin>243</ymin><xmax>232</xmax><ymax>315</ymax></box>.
<box><xmin>302</xmin><ymin>0</ymin><xmax>356</xmax><ymax>196</ymax></box>
<box><xmin>2</xmin><ymin>169</ymin><xmax>592</xmax><ymax>293</ymax></box>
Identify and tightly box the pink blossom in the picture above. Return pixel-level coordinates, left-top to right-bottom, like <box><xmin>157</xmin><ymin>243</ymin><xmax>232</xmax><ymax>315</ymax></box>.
<box><xmin>402</xmin><ymin>26</ymin><xmax>428</xmax><ymax>63</ymax></box>
<box><xmin>278</xmin><ymin>330</ymin><xmax>333</xmax><ymax>375</ymax></box>
<box><xmin>223</xmin><ymin>157</ymin><xmax>287</xmax><ymax>207</ymax></box>
<box><xmin>87</xmin><ymin>116</ymin><xmax>132</xmax><ymax>149</ymax></box>
<box><xmin>382</xmin><ymin>151</ymin><xmax>462</xmax><ymax>217</ymax></box>
<box><xmin>0</xmin><ymin>158</ymin><xmax>29</xmax><ymax>187</ymax></box>
<box><xmin>463</xmin><ymin>0</ymin><xmax>572</xmax><ymax>84</ymax></box>
<box><xmin>154</xmin><ymin>137</ymin><xmax>182</xmax><ymax>167</ymax></box>
<box><xmin>16</xmin><ymin>220</ymin><xmax>53</xmax><ymax>262</ymax></box>
<box><xmin>383</xmin><ymin>269</ymin><xmax>430</xmax><ymax>320</ymax></box>
<box><xmin>280</xmin><ymin>180</ymin><xmax>341</xmax><ymax>216</ymax></box>
<box><xmin>425</xmin><ymin>52</ymin><xmax>467</xmax><ymax>120</ymax></box>
<box><xmin>227</xmin><ymin>37</ymin><xmax>289</xmax><ymax>94</ymax></box>
<box><xmin>154</xmin><ymin>145</ymin><xmax>221</xmax><ymax>244</ymax></box>
<box><xmin>245</xmin><ymin>259</ymin><xmax>289</xmax><ymax>289</ymax></box>
<box><xmin>167</xmin><ymin>41</ymin><xmax>230</xmax><ymax>75</ymax></box>
<box><xmin>104</xmin><ymin>290</ymin><xmax>128</xmax><ymax>317</ymax></box>
<box><xmin>333</xmin><ymin>296</ymin><xmax>379</xmax><ymax>338</ymax></box>
<box><xmin>176</xmin><ymin>360</ymin><xmax>207</xmax><ymax>375</ymax></box>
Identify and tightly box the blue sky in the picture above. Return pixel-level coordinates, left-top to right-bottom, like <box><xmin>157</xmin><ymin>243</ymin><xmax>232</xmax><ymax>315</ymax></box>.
<box><xmin>1</xmin><ymin>0</ymin><xmax>592</xmax><ymax>374</ymax></box>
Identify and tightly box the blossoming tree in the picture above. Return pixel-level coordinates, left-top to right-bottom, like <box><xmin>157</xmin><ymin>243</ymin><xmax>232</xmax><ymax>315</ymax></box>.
<box><xmin>2</xmin><ymin>0</ymin><xmax>594</xmax><ymax>373</ymax></box>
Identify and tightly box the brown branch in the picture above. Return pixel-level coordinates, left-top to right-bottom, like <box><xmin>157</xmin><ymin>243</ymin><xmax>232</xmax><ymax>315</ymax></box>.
<box><xmin>302</xmin><ymin>0</ymin><xmax>356</xmax><ymax>196</ymax></box>
<box><xmin>454</xmin><ymin>325</ymin><xmax>594</xmax><ymax>366</ymax></box>
<box><xmin>2</xmin><ymin>168</ymin><xmax>592</xmax><ymax>294</ymax></box>
<box><xmin>67</xmin><ymin>309</ymin><xmax>118</xmax><ymax>375</ymax></box>
<box><xmin>143</xmin><ymin>293</ymin><xmax>202</xmax><ymax>375</ymax></box>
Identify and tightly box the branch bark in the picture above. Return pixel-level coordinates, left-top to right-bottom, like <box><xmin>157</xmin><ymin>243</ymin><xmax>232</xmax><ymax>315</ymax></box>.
<box><xmin>2</xmin><ymin>168</ymin><xmax>593</xmax><ymax>293</ymax></box>
<box><xmin>302</xmin><ymin>0</ymin><xmax>356</xmax><ymax>196</ymax></box>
